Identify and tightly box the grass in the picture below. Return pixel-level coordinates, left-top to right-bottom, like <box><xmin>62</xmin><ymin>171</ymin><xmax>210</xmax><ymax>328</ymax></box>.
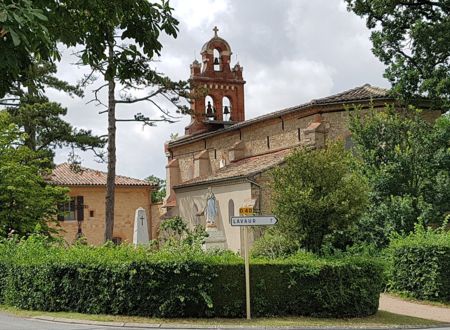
<box><xmin>0</xmin><ymin>305</ymin><xmax>444</xmax><ymax>328</ymax></box>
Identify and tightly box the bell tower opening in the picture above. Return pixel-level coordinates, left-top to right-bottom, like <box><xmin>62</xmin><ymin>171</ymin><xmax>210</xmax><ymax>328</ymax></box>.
<box><xmin>222</xmin><ymin>96</ymin><xmax>231</xmax><ymax>121</ymax></box>
<box><xmin>205</xmin><ymin>95</ymin><xmax>215</xmax><ymax>120</ymax></box>
<box><xmin>186</xmin><ymin>27</ymin><xmax>246</xmax><ymax>136</ymax></box>
<box><xmin>213</xmin><ymin>49</ymin><xmax>221</xmax><ymax>71</ymax></box>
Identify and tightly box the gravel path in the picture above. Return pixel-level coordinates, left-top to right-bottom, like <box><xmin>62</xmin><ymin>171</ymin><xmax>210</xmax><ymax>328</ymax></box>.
<box><xmin>379</xmin><ymin>293</ymin><xmax>450</xmax><ymax>323</ymax></box>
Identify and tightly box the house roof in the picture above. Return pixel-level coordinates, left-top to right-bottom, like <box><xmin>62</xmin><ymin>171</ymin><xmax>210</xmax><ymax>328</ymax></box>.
<box><xmin>168</xmin><ymin>84</ymin><xmax>391</xmax><ymax>148</ymax></box>
<box><xmin>174</xmin><ymin>148</ymin><xmax>292</xmax><ymax>189</ymax></box>
<box><xmin>49</xmin><ymin>163</ymin><xmax>155</xmax><ymax>187</ymax></box>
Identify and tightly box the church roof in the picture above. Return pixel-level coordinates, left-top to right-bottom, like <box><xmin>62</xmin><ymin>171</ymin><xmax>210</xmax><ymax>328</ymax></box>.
<box><xmin>169</xmin><ymin>84</ymin><xmax>391</xmax><ymax>147</ymax></box>
<box><xmin>48</xmin><ymin>163</ymin><xmax>155</xmax><ymax>187</ymax></box>
<box><xmin>174</xmin><ymin>148</ymin><xmax>292</xmax><ymax>189</ymax></box>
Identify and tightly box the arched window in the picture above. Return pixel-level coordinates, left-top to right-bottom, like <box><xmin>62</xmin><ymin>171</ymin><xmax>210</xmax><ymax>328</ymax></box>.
<box><xmin>213</xmin><ymin>49</ymin><xmax>221</xmax><ymax>71</ymax></box>
<box><xmin>222</xmin><ymin>96</ymin><xmax>231</xmax><ymax>121</ymax></box>
<box><xmin>228</xmin><ymin>199</ymin><xmax>235</xmax><ymax>223</ymax></box>
<box><xmin>205</xmin><ymin>95</ymin><xmax>215</xmax><ymax>120</ymax></box>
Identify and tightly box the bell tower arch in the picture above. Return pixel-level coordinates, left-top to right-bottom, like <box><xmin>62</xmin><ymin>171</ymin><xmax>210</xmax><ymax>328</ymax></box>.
<box><xmin>186</xmin><ymin>27</ymin><xmax>246</xmax><ymax>135</ymax></box>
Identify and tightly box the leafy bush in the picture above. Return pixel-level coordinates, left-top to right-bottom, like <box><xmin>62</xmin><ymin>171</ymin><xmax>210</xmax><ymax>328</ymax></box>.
<box><xmin>387</xmin><ymin>221</ymin><xmax>450</xmax><ymax>302</ymax></box>
<box><xmin>0</xmin><ymin>237</ymin><xmax>384</xmax><ymax>318</ymax></box>
<box><xmin>251</xmin><ymin>230</ymin><xmax>300</xmax><ymax>258</ymax></box>
<box><xmin>271</xmin><ymin>142</ymin><xmax>369</xmax><ymax>253</ymax></box>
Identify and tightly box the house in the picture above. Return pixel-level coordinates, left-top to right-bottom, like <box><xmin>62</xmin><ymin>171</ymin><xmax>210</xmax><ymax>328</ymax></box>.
<box><xmin>49</xmin><ymin>163</ymin><xmax>157</xmax><ymax>245</ymax></box>
<box><xmin>162</xmin><ymin>29</ymin><xmax>441</xmax><ymax>253</ymax></box>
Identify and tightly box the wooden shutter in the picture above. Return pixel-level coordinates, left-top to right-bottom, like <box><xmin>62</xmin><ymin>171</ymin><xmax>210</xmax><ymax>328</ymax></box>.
<box><xmin>76</xmin><ymin>196</ymin><xmax>84</xmax><ymax>221</ymax></box>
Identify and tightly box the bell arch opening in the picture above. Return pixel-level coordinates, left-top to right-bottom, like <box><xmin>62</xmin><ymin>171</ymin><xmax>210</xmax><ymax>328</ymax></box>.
<box><xmin>213</xmin><ymin>49</ymin><xmax>221</xmax><ymax>71</ymax></box>
<box><xmin>205</xmin><ymin>95</ymin><xmax>215</xmax><ymax>120</ymax></box>
<box><xmin>222</xmin><ymin>96</ymin><xmax>232</xmax><ymax>121</ymax></box>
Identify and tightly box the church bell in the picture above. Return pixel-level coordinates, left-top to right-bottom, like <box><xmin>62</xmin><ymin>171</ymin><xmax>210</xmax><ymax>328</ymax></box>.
<box><xmin>223</xmin><ymin>105</ymin><xmax>230</xmax><ymax>115</ymax></box>
<box><xmin>213</xmin><ymin>57</ymin><xmax>220</xmax><ymax>65</ymax></box>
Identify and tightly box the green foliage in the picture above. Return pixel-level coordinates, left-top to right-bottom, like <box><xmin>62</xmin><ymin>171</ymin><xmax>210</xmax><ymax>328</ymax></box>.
<box><xmin>145</xmin><ymin>175</ymin><xmax>166</xmax><ymax>203</ymax></box>
<box><xmin>0</xmin><ymin>0</ymin><xmax>59</xmax><ymax>97</ymax></box>
<box><xmin>387</xmin><ymin>220</ymin><xmax>450</xmax><ymax>302</ymax></box>
<box><xmin>159</xmin><ymin>216</ymin><xmax>208</xmax><ymax>248</ymax></box>
<box><xmin>0</xmin><ymin>112</ymin><xmax>68</xmax><ymax>238</ymax></box>
<box><xmin>270</xmin><ymin>143</ymin><xmax>369</xmax><ymax>253</ymax></box>
<box><xmin>346</xmin><ymin>0</ymin><xmax>450</xmax><ymax>109</ymax></box>
<box><xmin>7</xmin><ymin>98</ymin><xmax>106</xmax><ymax>163</ymax></box>
<box><xmin>0</xmin><ymin>237</ymin><xmax>384</xmax><ymax>318</ymax></box>
<box><xmin>251</xmin><ymin>229</ymin><xmax>301</xmax><ymax>259</ymax></box>
<box><xmin>350</xmin><ymin>107</ymin><xmax>450</xmax><ymax>247</ymax></box>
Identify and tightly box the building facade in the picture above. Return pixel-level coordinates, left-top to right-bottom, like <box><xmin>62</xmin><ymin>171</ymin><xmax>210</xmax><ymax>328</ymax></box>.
<box><xmin>163</xmin><ymin>30</ymin><xmax>440</xmax><ymax>253</ymax></box>
<box><xmin>49</xmin><ymin>163</ymin><xmax>156</xmax><ymax>245</ymax></box>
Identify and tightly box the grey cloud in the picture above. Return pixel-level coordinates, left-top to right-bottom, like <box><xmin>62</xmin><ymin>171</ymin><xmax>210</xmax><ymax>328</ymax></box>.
<box><xmin>46</xmin><ymin>0</ymin><xmax>389</xmax><ymax>179</ymax></box>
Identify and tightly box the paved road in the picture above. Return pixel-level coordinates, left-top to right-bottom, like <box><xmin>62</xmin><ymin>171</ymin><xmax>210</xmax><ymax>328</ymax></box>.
<box><xmin>2</xmin><ymin>312</ymin><xmax>450</xmax><ymax>330</ymax></box>
<box><xmin>0</xmin><ymin>312</ymin><xmax>153</xmax><ymax>330</ymax></box>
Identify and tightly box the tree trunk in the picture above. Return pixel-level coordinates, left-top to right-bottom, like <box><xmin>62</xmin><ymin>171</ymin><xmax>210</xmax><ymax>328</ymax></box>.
<box><xmin>104</xmin><ymin>41</ymin><xmax>116</xmax><ymax>242</ymax></box>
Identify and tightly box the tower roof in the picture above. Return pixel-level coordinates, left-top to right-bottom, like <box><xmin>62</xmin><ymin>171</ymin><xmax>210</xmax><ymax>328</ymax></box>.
<box><xmin>201</xmin><ymin>26</ymin><xmax>232</xmax><ymax>53</ymax></box>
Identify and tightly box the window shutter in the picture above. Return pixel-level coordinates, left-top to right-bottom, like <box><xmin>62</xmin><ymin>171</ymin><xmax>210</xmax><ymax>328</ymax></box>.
<box><xmin>76</xmin><ymin>196</ymin><xmax>84</xmax><ymax>221</ymax></box>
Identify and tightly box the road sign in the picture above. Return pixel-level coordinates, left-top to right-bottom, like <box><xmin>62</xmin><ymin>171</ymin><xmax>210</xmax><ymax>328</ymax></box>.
<box><xmin>239</xmin><ymin>207</ymin><xmax>254</xmax><ymax>215</ymax></box>
<box><xmin>231</xmin><ymin>216</ymin><xmax>278</xmax><ymax>226</ymax></box>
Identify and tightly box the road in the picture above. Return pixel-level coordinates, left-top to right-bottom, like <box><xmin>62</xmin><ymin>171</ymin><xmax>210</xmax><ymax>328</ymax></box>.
<box><xmin>2</xmin><ymin>312</ymin><xmax>450</xmax><ymax>330</ymax></box>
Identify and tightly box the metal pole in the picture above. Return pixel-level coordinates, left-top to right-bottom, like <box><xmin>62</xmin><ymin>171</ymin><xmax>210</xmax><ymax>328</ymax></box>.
<box><xmin>244</xmin><ymin>226</ymin><xmax>251</xmax><ymax>320</ymax></box>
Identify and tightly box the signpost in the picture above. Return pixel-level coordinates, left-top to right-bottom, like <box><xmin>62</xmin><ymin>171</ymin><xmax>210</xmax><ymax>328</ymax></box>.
<box><xmin>231</xmin><ymin>210</ymin><xmax>278</xmax><ymax>320</ymax></box>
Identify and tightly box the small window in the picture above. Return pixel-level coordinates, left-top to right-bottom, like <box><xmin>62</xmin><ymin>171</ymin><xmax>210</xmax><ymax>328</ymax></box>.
<box><xmin>89</xmin><ymin>210</ymin><xmax>95</xmax><ymax>218</ymax></box>
<box><xmin>58</xmin><ymin>196</ymin><xmax>84</xmax><ymax>221</ymax></box>
<box><xmin>298</xmin><ymin>128</ymin><xmax>301</xmax><ymax>141</ymax></box>
<box><xmin>266</xmin><ymin>136</ymin><xmax>270</xmax><ymax>149</ymax></box>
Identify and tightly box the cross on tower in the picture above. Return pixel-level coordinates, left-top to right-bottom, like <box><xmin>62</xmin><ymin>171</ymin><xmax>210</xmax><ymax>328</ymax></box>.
<box><xmin>213</xmin><ymin>26</ymin><xmax>219</xmax><ymax>37</ymax></box>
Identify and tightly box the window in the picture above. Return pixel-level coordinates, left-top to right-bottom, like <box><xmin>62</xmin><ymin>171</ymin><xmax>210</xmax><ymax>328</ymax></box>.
<box><xmin>58</xmin><ymin>196</ymin><xmax>84</xmax><ymax>221</ymax></box>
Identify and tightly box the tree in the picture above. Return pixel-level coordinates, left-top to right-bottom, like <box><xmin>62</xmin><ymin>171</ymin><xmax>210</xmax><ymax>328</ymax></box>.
<box><xmin>0</xmin><ymin>112</ymin><xmax>68</xmax><ymax>238</ymax></box>
<box><xmin>346</xmin><ymin>0</ymin><xmax>450</xmax><ymax>109</ymax></box>
<box><xmin>349</xmin><ymin>106</ymin><xmax>450</xmax><ymax>247</ymax></box>
<box><xmin>57</xmin><ymin>0</ymin><xmax>187</xmax><ymax>241</ymax></box>
<box><xmin>270</xmin><ymin>143</ymin><xmax>369</xmax><ymax>253</ymax></box>
<box><xmin>145</xmin><ymin>175</ymin><xmax>166</xmax><ymax>203</ymax></box>
<box><xmin>6</xmin><ymin>98</ymin><xmax>106</xmax><ymax>164</ymax></box>
<box><xmin>0</xmin><ymin>0</ymin><xmax>60</xmax><ymax>98</ymax></box>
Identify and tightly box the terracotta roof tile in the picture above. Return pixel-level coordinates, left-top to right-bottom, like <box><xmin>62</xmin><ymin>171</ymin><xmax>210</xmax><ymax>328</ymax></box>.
<box><xmin>175</xmin><ymin>148</ymin><xmax>292</xmax><ymax>188</ymax></box>
<box><xmin>49</xmin><ymin>163</ymin><xmax>154</xmax><ymax>187</ymax></box>
<box><xmin>169</xmin><ymin>84</ymin><xmax>391</xmax><ymax>147</ymax></box>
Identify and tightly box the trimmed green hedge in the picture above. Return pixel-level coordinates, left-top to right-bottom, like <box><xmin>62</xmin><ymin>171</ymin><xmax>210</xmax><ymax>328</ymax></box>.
<box><xmin>0</xmin><ymin>238</ymin><xmax>384</xmax><ymax>318</ymax></box>
<box><xmin>388</xmin><ymin>227</ymin><xmax>450</xmax><ymax>302</ymax></box>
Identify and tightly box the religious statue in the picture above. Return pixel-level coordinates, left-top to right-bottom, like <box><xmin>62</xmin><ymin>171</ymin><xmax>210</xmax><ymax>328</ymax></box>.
<box><xmin>204</xmin><ymin>187</ymin><xmax>217</xmax><ymax>227</ymax></box>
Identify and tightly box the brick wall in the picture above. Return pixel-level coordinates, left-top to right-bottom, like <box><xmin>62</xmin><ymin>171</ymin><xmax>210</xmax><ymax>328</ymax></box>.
<box><xmin>55</xmin><ymin>186</ymin><xmax>152</xmax><ymax>245</ymax></box>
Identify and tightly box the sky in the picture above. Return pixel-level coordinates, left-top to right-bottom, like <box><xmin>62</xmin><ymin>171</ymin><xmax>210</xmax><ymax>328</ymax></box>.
<box><xmin>51</xmin><ymin>0</ymin><xmax>390</xmax><ymax>180</ymax></box>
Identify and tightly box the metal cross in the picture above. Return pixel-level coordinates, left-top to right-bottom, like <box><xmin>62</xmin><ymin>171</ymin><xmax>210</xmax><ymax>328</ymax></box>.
<box><xmin>213</xmin><ymin>26</ymin><xmax>219</xmax><ymax>37</ymax></box>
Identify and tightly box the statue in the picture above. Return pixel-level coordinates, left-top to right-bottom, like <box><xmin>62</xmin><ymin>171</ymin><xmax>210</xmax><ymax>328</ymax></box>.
<box><xmin>204</xmin><ymin>187</ymin><xmax>217</xmax><ymax>228</ymax></box>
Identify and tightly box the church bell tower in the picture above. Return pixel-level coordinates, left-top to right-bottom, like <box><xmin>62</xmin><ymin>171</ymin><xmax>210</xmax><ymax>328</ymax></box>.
<box><xmin>185</xmin><ymin>27</ymin><xmax>246</xmax><ymax>135</ymax></box>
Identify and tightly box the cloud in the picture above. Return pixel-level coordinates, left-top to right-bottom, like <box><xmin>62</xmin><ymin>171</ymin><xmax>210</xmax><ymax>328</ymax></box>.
<box><xmin>44</xmin><ymin>0</ymin><xmax>390</xmax><ymax>180</ymax></box>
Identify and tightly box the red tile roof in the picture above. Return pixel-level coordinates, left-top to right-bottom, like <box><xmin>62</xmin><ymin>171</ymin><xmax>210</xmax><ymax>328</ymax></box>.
<box><xmin>168</xmin><ymin>84</ymin><xmax>391</xmax><ymax>148</ymax></box>
<box><xmin>175</xmin><ymin>148</ymin><xmax>292</xmax><ymax>188</ymax></box>
<box><xmin>49</xmin><ymin>163</ymin><xmax>155</xmax><ymax>187</ymax></box>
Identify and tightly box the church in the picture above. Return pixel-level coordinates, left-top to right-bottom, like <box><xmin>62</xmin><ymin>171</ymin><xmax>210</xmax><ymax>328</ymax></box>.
<box><xmin>162</xmin><ymin>29</ymin><xmax>439</xmax><ymax>254</ymax></box>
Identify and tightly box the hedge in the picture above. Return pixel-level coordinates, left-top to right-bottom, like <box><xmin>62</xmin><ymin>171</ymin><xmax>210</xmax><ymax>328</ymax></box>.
<box><xmin>0</xmin><ymin>239</ymin><xmax>384</xmax><ymax>318</ymax></box>
<box><xmin>388</xmin><ymin>227</ymin><xmax>450</xmax><ymax>302</ymax></box>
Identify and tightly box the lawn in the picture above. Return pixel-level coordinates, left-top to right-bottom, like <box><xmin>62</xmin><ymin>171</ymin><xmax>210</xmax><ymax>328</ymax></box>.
<box><xmin>0</xmin><ymin>305</ymin><xmax>443</xmax><ymax>328</ymax></box>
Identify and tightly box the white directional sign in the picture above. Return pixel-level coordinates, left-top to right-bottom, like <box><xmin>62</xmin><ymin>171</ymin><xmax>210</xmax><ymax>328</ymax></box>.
<box><xmin>230</xmin><ymin>216</ymin><xmax>278</xmax><ymax>226</ymax></box>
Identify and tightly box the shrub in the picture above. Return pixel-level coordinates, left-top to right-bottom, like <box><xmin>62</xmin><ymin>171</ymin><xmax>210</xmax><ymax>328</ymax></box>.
<box><xmin>251</xmin><ymin>230</ymin><xmax>300</xmax><ymax>258</ymax></box>
<box><xmin>387</xmin><ymin>222</ymin><xmax>450</xmax><ymax>302</ymax></box>
<box><xmin>271</xmin><ymin>142</ymin><xmax>369</xmax><ymax>253</ymax></box>
<box><xmin>1</xmin><ymin>238</ymin><xmax>384</xmax><ymax>318</ymax></box>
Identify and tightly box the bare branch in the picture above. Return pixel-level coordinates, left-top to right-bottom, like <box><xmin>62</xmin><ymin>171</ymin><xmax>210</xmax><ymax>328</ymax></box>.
<box><xmin>115</xmin><ymin>88</ymin><xmax>164</xmax><ymax>104</ymax></box>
